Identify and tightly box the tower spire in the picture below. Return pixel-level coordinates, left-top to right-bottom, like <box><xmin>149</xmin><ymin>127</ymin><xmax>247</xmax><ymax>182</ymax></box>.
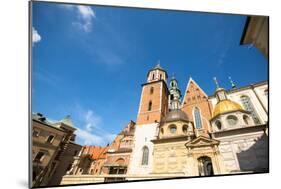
<box><xmin>169</xmin><ymin>75</ymin><xmax>181</xmax><ymax>110</ymax></box>
<box><xmin>228</xmin><ymin>76</ymin><xmax>236</xmax><ymax>89</ymax></box>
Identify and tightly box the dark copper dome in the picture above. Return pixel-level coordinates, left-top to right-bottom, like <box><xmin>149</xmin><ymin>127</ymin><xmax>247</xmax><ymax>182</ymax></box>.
<box><xmin>164</xmin><ymin>109</ymin><xmax>189</xmax><ymax>123</ymax></box>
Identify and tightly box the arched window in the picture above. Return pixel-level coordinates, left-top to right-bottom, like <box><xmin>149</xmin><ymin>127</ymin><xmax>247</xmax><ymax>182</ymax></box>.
<box><xmin>215</xmin><ymin>120</ymin><xmax>222</xmax><ymax>130</ymax></box>
<box><xmin>160</xmin><ymin>74</ymin><xmax>162</xmax><ymax>80</ymax></box>
<box><xmin>160</xmin><ymin>128</ymin><xmax>164</xmax><ymax>134</ymax></box>
<box><xmin>152</xmin><ymin>73</ymin><xmax>155</xmax><ymax>80</ymax></box>
<box><xmin>194</xmin><ymin>107</ymin><xmax>202</xmax><ymax>129</ymax></box>
<box><xmin>240</xmin><ymin>95</ymin><xmax>260</xmax><ymax>124</ymax></box>
<box><xmin>243</xmin><ymin>115</ymin><xmax>250</xmax><ymax>125</ymax></box>
<box><xmin>116</xmin><ymin>158</ymin><xmax>125</xmax><ymax>165</ymax></box>
<box><xmin>150</xmin><ymin>87</ymin><xmax>154</xmax><ymax>94</ymax></box>
<box><xmin>182</xmin><ymin>124</ymin><xmax>188</xmax><ymax>134</ymax></box>
<box><xmin>148</xmin><ymin>101</ymin><xmax>152</xmax><ymax>111</ymax></box>
<box><xmin>226</xmin><ymin>115</ymin><xmax>238</xmax><ymax>126</ymax></box>
<box><xmin>141</xmin><ymin>146</ymin><xmax>149</xmax><ymax>165</ymax></box>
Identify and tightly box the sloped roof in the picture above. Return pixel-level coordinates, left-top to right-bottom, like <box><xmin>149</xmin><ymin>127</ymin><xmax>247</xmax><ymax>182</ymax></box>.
<box><xmin>164</xmin><ymin>109</ymin><xmax>190</xmax><ymax>123</ymax></box>
<box><xmin>84</xmin><ymin>146</ymin><xmax>109</xmax><ymax>160</ymax></box>
<box><xmin>59</xmin><ymin>115</ymin><xmax>75</xmax><ymax>128</ymax></box>
<box><xmin>98</xmin><ymin>146</ymin><xmax>109</xmax><ymax>159</ymax></box>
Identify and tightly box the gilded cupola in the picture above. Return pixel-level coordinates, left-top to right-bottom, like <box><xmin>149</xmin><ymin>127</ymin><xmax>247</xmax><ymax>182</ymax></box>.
<box><xmin>212</xmin><ymin>77</ymin><xmax>244</xmax><ymax>118</ymax></box>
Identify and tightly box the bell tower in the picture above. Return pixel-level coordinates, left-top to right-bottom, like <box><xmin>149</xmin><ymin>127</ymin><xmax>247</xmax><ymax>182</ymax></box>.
<box><xmin>136</xmin><ymin>63</ymin><xmax>169</xmax><ymax>125</ymax></box>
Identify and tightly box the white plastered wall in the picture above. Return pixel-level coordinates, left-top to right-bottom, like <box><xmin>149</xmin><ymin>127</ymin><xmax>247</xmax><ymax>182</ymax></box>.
<box><xmin>215</xmin><ymin>130</ymin><xmax>268</xmax><ymax>173</ymax></box>
<box><xmin>127</xmin><ymin>123</ymin><xmax>158</xmax><ymax>175</ymax></box>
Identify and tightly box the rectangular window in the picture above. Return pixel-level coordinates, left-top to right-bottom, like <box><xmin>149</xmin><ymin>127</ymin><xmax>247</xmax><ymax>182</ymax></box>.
<box><xmin>34</xmin><ymin>152</ymin><xmax>45</xmax><ymax>162</ymax></box>
<box><xmin>33</xmin><ymin>130</ymin><xmax>40</xmax><ymax>137</ymax></box>
<box><xmin>46</xmin><ymin>135</ymin><xmax>55</xmax><ymax>143</ymax></box>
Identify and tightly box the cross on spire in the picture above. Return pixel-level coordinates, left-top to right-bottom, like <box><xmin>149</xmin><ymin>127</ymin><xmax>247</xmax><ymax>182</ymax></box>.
<box><xmin>213</xmin><ymin>77</ymin><xmax>220</xmax><ymax>89</ymax></box>
<box><xmin>154</xmin><ymin>60</ymin><xmax>161</xmax><ymax>69</ymax></box>
<box><xmin>228</xmin><ymin>76</ymin><xmax>237</xmax><ymax>89</ymax></box>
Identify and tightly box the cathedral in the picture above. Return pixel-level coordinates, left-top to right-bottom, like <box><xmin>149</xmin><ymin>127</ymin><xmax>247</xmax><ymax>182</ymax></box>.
<box><xmin>61</xmin><ymin>64</ymin><xmax>268</xmax><ymax>184</ymax></box>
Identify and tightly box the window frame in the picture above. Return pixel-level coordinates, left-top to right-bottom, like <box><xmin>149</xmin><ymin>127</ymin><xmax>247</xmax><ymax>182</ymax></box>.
<box><xmin>148</xmin><ymin>101</ymin><xmax>152</xmax><ymax>111</ymax></box>
<box><xmin>46</xmin><ymin>135</ymin><xmax>55</xmax><ymax>144</ymax></box>
<box><xmin>150</xmin><ymin>87</ymin><xmax>154</xmax><ymax>95</ymax></box>
<box><xmin>240</xmin><ymin>95</ymin><xmax>261</xmax><ymax>124</ymax></box>
<box><xmin>169</xmin><ymin>124</ymin><xmax>177</xmax><ymax>134</ymax></box>
<box><xmin>141</xmin><ymin>146</ymin><xmax>149</xmax><ymax>166</ymax></box>
<box><xmin>182</xmin><ymin>124</ymin><xmax>188</xmax><ymax>134</ymax></box>
<box><xmin>215</xmin><ymin>120</ymin><xmax>222</xmax><ymax>130</ymax></box>
<box><xmin>33</xmin><ymin>129</ymin><xmax>40</xmax><ymax>137</ymax></box>
<box><xmin>34</xmin><ymin>151</ymin><xmax>45</xmax><ymax>162</ymax></box>
<box><xmin>193</xmin><ymin>107</ymin><xmax>203</xmax><ymax>129</ymax></box>
<box><xmin>226</xmin><ymin>115</ymin><xmax>238</xmax><ymax>126</ymax></box>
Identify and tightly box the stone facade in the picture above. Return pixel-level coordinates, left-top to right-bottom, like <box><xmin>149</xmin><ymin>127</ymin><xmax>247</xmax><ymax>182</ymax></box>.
<box><xmin>31</xmin><ymin>113</ymin><xmax>82</xmax><ymax>187</ymax></box>
<box><xmin>65</xmin><ymin>121</ymin><xmax>136</xmax><ymax>183</ymax></box>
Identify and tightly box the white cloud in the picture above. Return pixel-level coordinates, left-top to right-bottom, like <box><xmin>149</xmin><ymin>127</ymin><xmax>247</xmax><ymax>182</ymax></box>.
<box><xmin>62</xmin><ymin>5</ymin><xmax>96</xmax><ymax>32</ymax></box>
<box><xmin>76</xmin><ymin>128</ymin><xmax>104</xmax><ymax>145</ymax></box>
<box><xmin>76</xmin><ymin>129</ymin><xmax>117</xmax><ymax>146</ymax></box>
<box><xmin>84</xmin><ymin>110</ymin><xmax>102</xmax><ymax>132</ymax></box>
<box><xmin>74</xmin><ymin>106</ymin><xmax>116</xmax><ymax>146</ymax></box>
<box><xmin>32</xmin><ymin>27</ymin><xmax>41</xmax><ymax>43</ymax></box>
<box><xmin>77</xmin><ymin>5</ymin><xmax>96</xmax><ymax>20</ymax></box>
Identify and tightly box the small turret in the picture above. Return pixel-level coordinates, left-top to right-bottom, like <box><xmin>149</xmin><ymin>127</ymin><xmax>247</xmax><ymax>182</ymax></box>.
<box><xmin>169</xmin><ymin>75</ymin><xmax>181</xmax><ymax>110</ymax></box>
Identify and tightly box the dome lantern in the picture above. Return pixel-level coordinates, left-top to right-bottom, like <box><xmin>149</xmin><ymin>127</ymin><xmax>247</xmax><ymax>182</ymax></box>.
<box><xmin>213</xmin><ymin>77</ymin><xmax>228</xmax><ymax>101</ymax></box>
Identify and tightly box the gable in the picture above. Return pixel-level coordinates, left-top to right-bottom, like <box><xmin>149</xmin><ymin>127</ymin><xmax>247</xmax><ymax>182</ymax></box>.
<box><xmin>185</xmin><ymin>136</ymin><xmax>219</xmax><ymax>148</ymax></box>
<box><xmin>182</xmin><ymin>77</ymin><xmax>209</xmax><ymax>107</ymax></box>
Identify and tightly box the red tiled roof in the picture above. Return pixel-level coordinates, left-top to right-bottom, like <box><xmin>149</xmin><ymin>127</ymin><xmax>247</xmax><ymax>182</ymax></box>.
<box><xmin>81</xmin><ymin>145</ymin><xmax>112</xmax><ymax>160</ymax></box>
<box><xmin>98</xmin><ymin>146</ymin><xmax>110</xmax><ymax>159</ymax></box>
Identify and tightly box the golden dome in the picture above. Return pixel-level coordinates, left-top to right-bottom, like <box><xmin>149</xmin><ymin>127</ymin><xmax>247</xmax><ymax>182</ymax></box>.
<box><xmin>213</xmin><ymin>99</ymin><xmax>244</xmax><ymax>118</ymax></box>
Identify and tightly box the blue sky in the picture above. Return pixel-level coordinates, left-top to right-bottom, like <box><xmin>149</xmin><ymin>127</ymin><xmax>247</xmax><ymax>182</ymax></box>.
<box><xmin>32</xmin><ymin>2</ymin><xmax>268</xmax><ymax>146</ymax></box>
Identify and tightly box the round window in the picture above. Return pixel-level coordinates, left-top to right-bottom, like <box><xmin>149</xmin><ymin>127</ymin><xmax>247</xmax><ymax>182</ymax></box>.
<box><xmin>226</xmin><ymin>115</ymin><xmax>238</xmax><ymax>125</ymax></box>
<box><xmin>169</xmin><ymin>125</ymin><xmax>177</xmax><ymax>134</ymax></box>
<box><xmin>215</xmin><ymin>120</ymin><xmax>222</xmax><ymax>130</ymax></box>
<box><xmin>182</xmin><ymin>125</ymin><xmax>188</xmax><ymax>134</ymax></box>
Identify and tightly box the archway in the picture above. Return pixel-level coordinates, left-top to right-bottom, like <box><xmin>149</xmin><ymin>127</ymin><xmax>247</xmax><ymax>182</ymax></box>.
<box><xmin>198</xmin><ymin>156</ymin><xmax>214</xmax><ymax>176</ymax></box>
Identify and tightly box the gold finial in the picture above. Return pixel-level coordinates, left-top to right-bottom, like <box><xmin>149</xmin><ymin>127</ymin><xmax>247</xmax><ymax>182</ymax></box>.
<box><xmin>228</xmin><ymin>76</ymin><xmax>236</xmax><ymax>89</ymax></box>
<box><xmin>213</xmin><ymin>77</ymin><xmax>220</xmax><ymax>89</ymax></box>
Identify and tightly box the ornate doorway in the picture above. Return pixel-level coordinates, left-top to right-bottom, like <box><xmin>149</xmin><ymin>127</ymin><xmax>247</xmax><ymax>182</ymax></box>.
<box><xmin>198</xmin><ymin>156</ymin><xmax>214</xmax><ymax>176</ymax></box>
